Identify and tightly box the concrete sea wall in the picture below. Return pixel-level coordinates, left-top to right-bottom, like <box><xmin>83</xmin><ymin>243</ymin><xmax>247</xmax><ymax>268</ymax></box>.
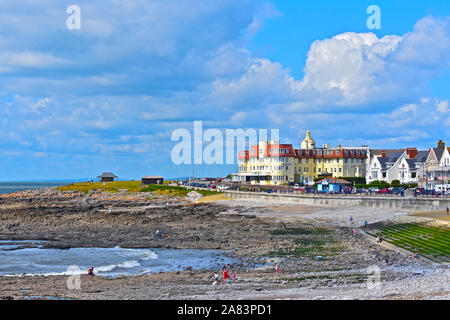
<box><xmin>224</xmin><ymin>191</ymin><xmax>450</xmax><ymax>211</ymax></box>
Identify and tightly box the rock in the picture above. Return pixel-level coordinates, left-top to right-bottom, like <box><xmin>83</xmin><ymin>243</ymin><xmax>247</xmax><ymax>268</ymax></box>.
<box><xmin>187</xmin><ymin>191</ymin><xmax>202</xmax><ymax>200</ymax></box>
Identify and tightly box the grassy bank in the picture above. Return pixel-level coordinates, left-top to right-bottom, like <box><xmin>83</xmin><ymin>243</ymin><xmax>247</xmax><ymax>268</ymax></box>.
<box><xmin>365</xmin><ymin>223</ymin><xmax>450</xmax><ymax>263</ymax></box>
<box><xmin>57</xmin><ymin>181</ymin><xmax>221</xmax><ymax>197</ymax></box>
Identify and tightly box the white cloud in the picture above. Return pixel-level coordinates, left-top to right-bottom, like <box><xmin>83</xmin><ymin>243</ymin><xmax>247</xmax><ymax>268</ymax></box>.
<box><xmin>0</xmin><ymin>52</ymin><xmax>68</xmax><ymax>71</ymax></box>
<box><xmin>33</xmin><ymin>152</ymin><xmax>47</xmax><ymax>157</ymax></box>
<box><xmin>436</xmin><ymin>100</ymin><xmax>448</xmax><ymax>114</ymax></box>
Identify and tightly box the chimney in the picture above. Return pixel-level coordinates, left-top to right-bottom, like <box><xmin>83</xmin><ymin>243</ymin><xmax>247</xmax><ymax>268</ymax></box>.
<box><xmin>406</xmin><ymin>147</ymin><xmax>418</xmax><ymax>159</ymax></box>
<box><xmin>437</xmin><ymin>140</ymin><xmax>445</xmax><ymax>149</ymax></box>
<box><xmin>381</xmin><ymin>151</ymin><xmax>386</xmax><ymax>158</ymax></box>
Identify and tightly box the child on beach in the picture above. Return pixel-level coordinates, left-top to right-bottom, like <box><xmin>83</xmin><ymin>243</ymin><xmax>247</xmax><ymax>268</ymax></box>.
<box><xmin>223</xmin><ymin>268</ymin><xmax>229</xmax><ymax>284</ymax></box>
<box><xmin>88</xmin><ymin>267</ymin><xmax>95</xmax><ymax>278</ymax></box>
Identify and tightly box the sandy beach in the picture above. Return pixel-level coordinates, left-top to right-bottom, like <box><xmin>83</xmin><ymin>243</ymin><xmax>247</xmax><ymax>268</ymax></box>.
<box><xmin>0</xmin><ymin>189</ymin><xmax>448</xmax><ymax>300</ymax></box>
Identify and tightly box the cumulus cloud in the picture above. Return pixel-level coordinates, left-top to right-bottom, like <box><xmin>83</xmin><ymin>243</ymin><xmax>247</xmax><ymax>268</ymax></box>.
<box><xmin>220</xmin><ymin>15</ymin><xmax>450</xmax><ymax>112</ymax></box>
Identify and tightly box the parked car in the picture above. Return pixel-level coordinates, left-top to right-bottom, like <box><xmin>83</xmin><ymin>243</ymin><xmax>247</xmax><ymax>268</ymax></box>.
<box><xmin>390</xmin><ymin>187</ymin><xmax>404</xmax><ymax>195</ymax></box>
<box><xmin>378</xmin><ymin>188</ymin><xmax>390</xmax><ymax>194</ymax></box>
<box><xmin>415</xmin><ymin>187</ymin><xmax>424</xmax><ymax>195</ymax></box>
<box><xmin>218</xmin><ymin>185</ymin><xmax>230</xmax><ymax>191</ymax></box>
<box><xmin>209</xmin><ymin>184</ymin><xmax>216</xmax><ymax>189</ymax></box>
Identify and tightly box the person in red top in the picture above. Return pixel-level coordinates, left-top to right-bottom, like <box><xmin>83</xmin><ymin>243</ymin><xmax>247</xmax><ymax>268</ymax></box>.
<box><xmin>223</xmin><ymin>268</ymin><xmax>229</xmax><ymax>284</ymax></box>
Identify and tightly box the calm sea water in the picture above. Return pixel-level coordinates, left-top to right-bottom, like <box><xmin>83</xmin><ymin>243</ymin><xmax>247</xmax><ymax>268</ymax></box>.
<box><xmin>0</xmin><ymin>182</ymin><xmax>73</xmax><ymax>194</ymax></box>
<box><xmin>0</xmin><ymin>241</ymin><xmax>240</xmax><ymax>277</ymax></box>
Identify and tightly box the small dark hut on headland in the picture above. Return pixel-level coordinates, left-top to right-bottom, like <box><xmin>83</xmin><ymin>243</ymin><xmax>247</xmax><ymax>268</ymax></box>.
<box><xmin>141</xmin><ymin>176</ymin><xmax>164</xmax><ymax>185</ymax></box>
<box><xmin>97</xmin><ymin>172</ymin><xmax>118</xmax><ymax>182</ymax></box>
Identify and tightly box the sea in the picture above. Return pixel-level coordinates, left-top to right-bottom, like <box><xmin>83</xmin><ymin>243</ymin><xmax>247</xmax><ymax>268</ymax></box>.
<box><xmin>0</xmin><ymin>181</ymin><xmax>74</xmax><ymax>194</ymax></box>
<box><xmin>0</xmin><ymin>241</ymin><xmax>240</xmax><ymax>277</ymax></box>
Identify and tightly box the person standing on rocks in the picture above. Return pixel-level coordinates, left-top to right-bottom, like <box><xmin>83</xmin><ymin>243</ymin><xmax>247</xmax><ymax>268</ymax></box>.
<box><xmin>223</xmin><ymin>268</ymin><xmax>229</xmax><ymax>284</ymax></box>
<box><xmin>88</xmin><ymin>267</ymin><xmax>95</xmax><ymax>278</ymax></box>
<box><xmin>213</xmin><ymin>273</ymin><xmax>219</xmax><ymax>285</ymax></box>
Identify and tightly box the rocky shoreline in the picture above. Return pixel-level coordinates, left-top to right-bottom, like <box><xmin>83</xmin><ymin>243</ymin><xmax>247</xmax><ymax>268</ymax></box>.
<box><xmin>0</xmin><ymin>189</ymin><xmax>448</xmax><ymax>300</ymax></box>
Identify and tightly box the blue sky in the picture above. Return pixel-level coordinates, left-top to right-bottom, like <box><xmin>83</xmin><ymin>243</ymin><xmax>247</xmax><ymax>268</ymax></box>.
<box><xmin>0</xmin><ymin>0</ymin><xmax>449</xmax><ymax>180</ymax></box>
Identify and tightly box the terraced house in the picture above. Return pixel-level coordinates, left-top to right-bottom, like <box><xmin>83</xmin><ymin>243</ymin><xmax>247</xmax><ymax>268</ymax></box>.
<box><xmin>234</xmin><ymin>130</ymin><xmax>367</xmax><ymax>185</ymax></box>
<box><xmin>418</xmin><ymin>140</ymin><xmax>450</xmax><ymax>192</ymax></box>
<box><xmin>366</xmin><ymin>148</ymin><xmax>428</xmax><ymax>184</ymax></box>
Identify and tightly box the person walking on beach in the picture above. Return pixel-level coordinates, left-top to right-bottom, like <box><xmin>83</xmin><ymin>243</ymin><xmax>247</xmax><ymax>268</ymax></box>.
<box><xmin>88</xmin><ymin>267</ymin><xmax>95</xmax><ymax>278</ymax></box>
<box><xmin>353</xmin><ymin>228</ymin><xmax>357</xmax><ymax>236</ymax></box>
<box><xmin>447</xmin><ymin>206</ymin><xmax>449</xmax><ymax>215</ymax></box>
<box><xmin>223</xmin><ymin>268</ymin><xmax>229</xmax><ymax>284</ymax></box>
<box><xmin>213</xmin><ymin>273</ymin><xmax>219</xmax><ymax>285</ymax></box>
<box><xmin>275</xmin><ymin>263</ymin><xmax>279</xmax><ymax>276</ymax></box>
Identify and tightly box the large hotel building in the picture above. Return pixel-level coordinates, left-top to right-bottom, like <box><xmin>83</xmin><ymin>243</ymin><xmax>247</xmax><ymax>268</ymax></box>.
<box><xmin>233</xmin><ymin>130</ymin><xmax>368</xmax><ymax>185</ymax></box>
